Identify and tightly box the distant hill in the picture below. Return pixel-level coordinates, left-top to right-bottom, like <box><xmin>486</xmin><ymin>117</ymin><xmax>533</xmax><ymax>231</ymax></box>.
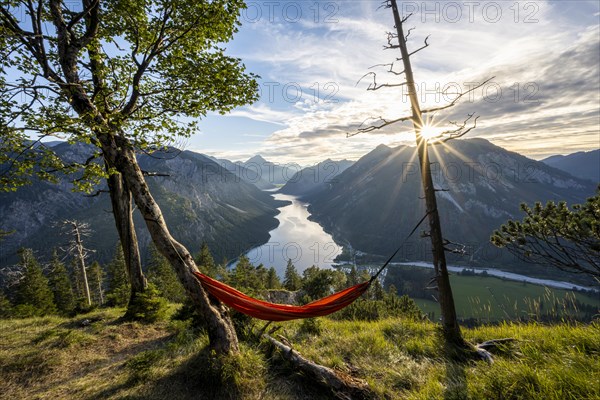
<box><xmin>279</xmin><ymin>159</ymin><xmax>354</xmax><ymax>197</ymax></box>
<box><xmin>207</xmin><ymin>156</ymin><xmax>277</xmax><ymax>190</ymax></box>
<box><xmin>0</xmin><ymin>143</ymin><xmax>286</xmax><ymax>268</ymax></box>
<box><xmin>240</xmin><ymin>155</ymin><xmax>295</xmax><ymax>185</ymax></box>
<box><xmin>303</xmin><ymin>138</ymin><xmax>597</xmax><ymax>284</ymax></box>
<box><xmin>542</xmin><ymin>149</ymin><xmax>599</xmax><ymax>183</ymax></box>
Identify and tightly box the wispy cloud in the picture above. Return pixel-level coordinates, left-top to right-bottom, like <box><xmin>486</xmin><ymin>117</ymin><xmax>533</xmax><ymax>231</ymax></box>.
<box><xmin>194</xmin><ymin>1</ymin><xmax>599</xmax><ymax>164</ymax></box>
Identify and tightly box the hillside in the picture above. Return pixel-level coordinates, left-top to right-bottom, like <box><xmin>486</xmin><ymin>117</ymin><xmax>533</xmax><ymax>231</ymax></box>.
<box><xmin>542</xmin><ymin>149</ymin><xmax>600</xmax><ymax>183</ymax></box>
<box><xmin>0</xmin><ymin>308</ymin><xmax>598</xmax><ymax>399</ymax></box>
<box><xmin>302</xmin><ymin>139</ymin><xmax>597</xmax><ymax>284</ymax></box>
<box><xmin>0</xmin><ymin>144</ymin><xmax>286</xmax><ymax>267</ymax></box>
<box><xmin>279</xmin><ymin>159</ymin><xmax>354</xmax><ymax>197</ymax></box>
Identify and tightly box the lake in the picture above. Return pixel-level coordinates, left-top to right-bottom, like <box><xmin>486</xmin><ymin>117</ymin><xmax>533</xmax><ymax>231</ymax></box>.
<box><xmin>242</xmin><ymin>193</ymin><xmax>342</xmax><ymax>276</ymax></box>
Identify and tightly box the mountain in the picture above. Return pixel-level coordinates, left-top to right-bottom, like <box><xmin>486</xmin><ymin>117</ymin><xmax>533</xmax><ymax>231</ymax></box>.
<box><xmin>303</xmin><ymin>138</ymin><xmax>597</xmax><ymax>283</ymax></box>
<box><xmin>279</xmin><ymin>159</ymin><xmax>354</xmax><ymax>197</ymax></box>
<box><xmin>207</xmin><ymin>156</ymin><xmax>276</xmax><ymax>190</ymax></box>
<box><xmin>241</xmin><ymin>155</ymin><xmax>293</xmax><ymax>185</ymax></box>
<box><xmin>0</xmin><ymin>143</ymin><xmax>286</xmax><ymax>268</ymax></box>
<box><xmin>542</xmin><ymin>150</ymin><xmax>600</xmax><ymax>183</ymax></box>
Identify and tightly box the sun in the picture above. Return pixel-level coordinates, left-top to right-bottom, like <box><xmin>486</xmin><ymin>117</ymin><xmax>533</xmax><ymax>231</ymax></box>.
<box><xmin>420</xmin><ymin>124</ymin><xmax>444</xmax><ymax>141</ymax></box>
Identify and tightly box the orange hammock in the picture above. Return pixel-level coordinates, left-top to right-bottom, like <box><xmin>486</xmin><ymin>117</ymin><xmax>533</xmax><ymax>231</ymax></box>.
<box><xmin>192</xmin><ymin>212</ymin><xmax>430</xmax><ymax>321</ymax></box>
<box><xmin>193</xmin><ymin>271</ymin><xmax>370</xmax><ymax>321</ymax></box>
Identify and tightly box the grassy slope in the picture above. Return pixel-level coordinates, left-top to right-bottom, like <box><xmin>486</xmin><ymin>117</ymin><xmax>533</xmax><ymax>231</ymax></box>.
<box><xmin>0</xmin><ymin>308</ymin><xmax>598</xmax><ymax>400</ymax></box>
<box><xmin>408</xmin><ymin>274</ymin><xmax>600</xmax><ymax>322</ymax></box>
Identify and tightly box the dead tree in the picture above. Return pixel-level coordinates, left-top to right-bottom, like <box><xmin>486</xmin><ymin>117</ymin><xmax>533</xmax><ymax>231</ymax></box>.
<box><xmin>61</xmin><ymin>220</ymin><xmax>94</xmax><ymax>307</ymax></box>
<box><xmin>351</xmin><ymin>0</ymin><xmax>492</xmax><ymax>348</ymax></box>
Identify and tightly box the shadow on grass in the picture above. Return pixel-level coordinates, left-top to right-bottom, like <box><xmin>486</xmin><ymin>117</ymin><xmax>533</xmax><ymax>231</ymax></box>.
<box><xmin>442</xmin><ymin>341</ymin><xmax>470</xmax><ymax>400</ymax></box>
<box><xmin>99</xmin><ymin>346</ymin><xmax>243</xmax><ymax>400</ymax></box>
<box><xmin>92</xmin><ymin>343</ymin><xmax>335</xmax><ymax>400</ymax></box>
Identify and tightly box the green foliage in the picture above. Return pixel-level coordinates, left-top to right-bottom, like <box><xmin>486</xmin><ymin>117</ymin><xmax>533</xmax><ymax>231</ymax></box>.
<box><xmin>48</xmin><ymin>251</ymin><xmax>75</xmax><ymax>315</ymax></box>
<box><xmin>13</xmin><ymin>249</ymin><xmax>57</xmax><ymax>317</ymax></box>
<box><xmin>0</xmin><ymin>130</ymin><xmax>66</xmax><ymax>192</ymax></box>
<box><xmin>492</xmin><ymin>188</ymin><xmax>600</xmax><ymax>279</ymax></box>
<box><xmin>87</xmin><ymin>261</ymin><xmax>105</xmax><ymax>306</ymax></box>
<box><xmin>14</xmin><ymin>249</ymin><xmax>56</xmax><ymax>317</ymax></box>
<box><xmin>125</xmin><ymin>284</ymin><xmax>168</xmax><ymax>323</ymax></box>
<box><xmin>265</xmin><ymin>267</ymin><xmax>281</xmax><ymax>289</ymax></box>
<box><xmin>196</xmin><ymin>242</ymin><xmax>225</xmax><ymax>279</ymax></box>
<box><xmin>148</xmin><ymin>245</ymin><xmax>186</xmax><ymax>303</ymax></box>
<box><xmin>332</xmin><ymin>292</ymin><xmax>423</xmax><ymax>322</ymax></box>
<box><xmin>0</xmin><ymin>0</ymin><xmax>259</xmax><ymax>160</ymax></box>
<box><xmin>106</xmin><ymin>245</ymin><xmax>130</xmax><ymax>307</ymax></box>
<box><xmin>227</xmin><ymin>256</ymin><xmax>265</xmax><ymax>293</ymax></box>
<box><xmin>283</xmin><ymin>259</ymin><xmax>302</xmax><ymax>291</ymax></box>
<box><xmin>301</xmin><ymin>266</ymin><xmax>335</xmax><ymax>301</ymax></box>
<box><xmin>298</xmin><ymin>318</ymin><xmax>323</xmax><ymax>336</ymax></box>
<box><xmin>0</xmin><ymin>291</ymin><xmax>12</xmax><ymax>318</ymax></box>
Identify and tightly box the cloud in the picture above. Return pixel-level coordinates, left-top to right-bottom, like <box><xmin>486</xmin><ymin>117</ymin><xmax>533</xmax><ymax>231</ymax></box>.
<box><xmin>203</xmin><ymin>1</ymin><xmax>598</xmax><ymax>164</ymax></box>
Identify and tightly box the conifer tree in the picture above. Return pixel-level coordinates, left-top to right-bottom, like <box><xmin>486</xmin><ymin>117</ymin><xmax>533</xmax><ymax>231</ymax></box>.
<box><xmin>88</xmin><ymin>261</ymin><xmax>105</xmax><ymax>306</ymax></box>
<box><xmin>347</xmin><ymin>265</ymin><xmax>359</xmax><ymax>286</ymax></box>
<box><xmin>148</xmin><ymin>245</ymin><xmax>186</xmax><ymax>303</ymax></box>
<box><xmin>106</xmin><ymin>245</ymin><xmax>130</xmax><ymax>307</ymax></box>
<box><xmin>196</xmin><ymin>242</ymin><xmax>219</xmax><ymax>277</ymax></box>
<box><xmin>14</xmin><ymin>249</ymin><xmax>56</xmax><ymax>316</ymax></box>
<box><xmin>265</xmin><ymin>267</ymin><xmax>281</xmax><ymax>289</ymax></box>
<box><xmin>229</xmin><ymin>256</ymin><xmax>263</xmax><ymax>292</ymax></box>
<box><xmin>0</xmin><ymin>291</ymin><xmax>12</xmax><ymax>318</ymax></box>
<box><xmin>48</xmin><ymin>250</ymin><xmax>75</xmax><ymax>315</ymax></box>
<box><xmin>283</xmin><ymin>259</ymin><xmax>302</xmax><ymax>291</ymax></box>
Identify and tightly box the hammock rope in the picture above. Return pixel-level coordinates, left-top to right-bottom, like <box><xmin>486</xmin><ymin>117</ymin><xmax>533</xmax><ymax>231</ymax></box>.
<box><xmin>193</xmin><ymin>211</ymin><xmax>431</xmax><ymax>321</ymax></box>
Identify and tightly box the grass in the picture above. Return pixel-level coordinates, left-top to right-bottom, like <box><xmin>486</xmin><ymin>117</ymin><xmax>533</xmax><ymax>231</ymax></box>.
<box><xmin>0</xmin><ymin>306</ymin><xmax>598</xmax><ymax>399</ymax></box>
<box><xmin>412</xmin><ymin>273</ymin><xmax>599</xmax><ymax>322</ymax></box>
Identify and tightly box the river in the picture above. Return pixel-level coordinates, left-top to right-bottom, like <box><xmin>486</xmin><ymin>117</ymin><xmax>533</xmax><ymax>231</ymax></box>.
<box><xmin>241</xmin><ymin>193</ymin><xmax>596</xmax><ymax>292</ymax></box>
<box><xmin>242</xmin><ymin>193</ymin><xmax>342</xmax><ymax>276</ymax></box>
<box><xmin>392</xmin><ymin>262</ymin><xmax>597</xmax><ymax>292</ymax></box>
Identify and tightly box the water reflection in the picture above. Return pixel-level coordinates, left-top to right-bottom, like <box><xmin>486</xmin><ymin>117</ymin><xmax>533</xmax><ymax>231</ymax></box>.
<box><xmin>244</xmin><ymin>193</ymin><xmax>342</xmax><ymax>276</ymax></box>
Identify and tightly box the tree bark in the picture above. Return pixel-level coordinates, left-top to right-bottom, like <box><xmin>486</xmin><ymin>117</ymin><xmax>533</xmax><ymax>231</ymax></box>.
<box><xmin>106</xmin><ymin>168</ymin><xmax>149</xmax><ymax>316</ymax></box>
<box><xmin>390</xmin><ymin>0</ymin><xmax>464</xmax><ymax>345</ymax></box>
<box><xmin>264</xmin><ymin>334</ymin><xmax>375</xmax><ymax>399</ymax></box>
<box><xmin>71</xmin><ymin>222</ymin><xmax>92</xmax><ymax>306</ymax></box>
<box><xmin>101</xmin><ymin>133</ymin><xmax>239</xmax><ymax>353</ymax></box>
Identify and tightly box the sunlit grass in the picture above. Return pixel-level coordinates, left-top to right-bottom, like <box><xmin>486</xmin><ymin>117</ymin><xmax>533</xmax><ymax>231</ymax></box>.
<box><xmin>0</xmin><ymin>306</ymin><xmax>598</xmax><ymax>399</ymax></box>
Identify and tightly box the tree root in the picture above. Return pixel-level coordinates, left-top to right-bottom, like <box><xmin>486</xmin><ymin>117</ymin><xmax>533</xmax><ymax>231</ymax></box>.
<box><xmin>475</xmin><ymin>338</ymin><xmax>517</xmax><ymax>364</ymax></box>
<box><xmin>262</xmin><ymin>333</ymin><xmax>377</xmax><ymax>400</ymax></box>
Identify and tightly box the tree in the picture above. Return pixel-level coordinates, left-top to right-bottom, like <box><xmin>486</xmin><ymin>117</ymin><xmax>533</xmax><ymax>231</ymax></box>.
<box><xmin>283</xmin><ymin>259</ymin><xmax>302</xmax><ymax>291</ymax></box>
<box><xmin>196</xmin><ymin>242</ymin><xmax>219</xmax><ymax>278</ymax></box>
<box><xmin>106</xmin><ymin>245</ymin><xmax>130</xmax><ymax>307</ymax></box>
<box><xmin>1</xmin><ymin>1</ymin><xmax>258</xmax><ymax>354</ymax></box>
<box><xmin>148</xmin><ymin>245</ymin><xmax>186</xmax><ymax>303</ymax></box>
<box><xmin>60</xmin><ymin>220</ymin><xmax>93</xmax><ymax>306</ymax></box>
<box><xmin>302</xmin><ymin>266</ymin><xmax>334</xmax><ymax>301</ymax></box>
<box><xmin>48</xmin><ymin>250</ymin><xmax>76</xmax><ymax>315</ymax></box>
<box><xmin>229</xmin><ymin>256</ymin><xmax>263</xmax><ymax>292</ymax></box>
<box><xmin>492</xmin><ymin>189</ymin><xmax>600</xmax><ymax>281</ymax></box>
<box><xmin>265</xmin><ymin>267</ymin><xmax>281</xmax><ymax>289</ymax></box>
<box><xmin>351</xmin><ymin>0</ymin><xmax>491</xmax><ymax>347</ymax></box>
<box><xmin>13</xmin><ymin>249</ymin><xmax>56</xmax><ymax>317</ymax></box>
<box><xmin>88</xmin><ymin>261</ymin><xmax>105</xmax><ymax>305</ymax></box>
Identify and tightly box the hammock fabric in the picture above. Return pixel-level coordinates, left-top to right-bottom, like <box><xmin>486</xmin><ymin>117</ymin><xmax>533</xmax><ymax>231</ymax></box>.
<box><xmin>193</xmin><ymin>271</ymin><xmax>370</xmax><ymax>321</ymax></box>
<box><xmin>192</xmin><ymin>212</ymin><xmax>431</xmax><ymax>321</ymax></box>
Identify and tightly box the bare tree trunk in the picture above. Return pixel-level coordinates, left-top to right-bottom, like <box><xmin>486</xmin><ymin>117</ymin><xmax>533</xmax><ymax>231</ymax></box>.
<box><xmin>106</xmin><ymin>169</ymin><xmax>149</xmax><ymax>317</ymax></box>
<box><xmin>390</xmin><ymin>0</ymin><xmax>463</xmax><ymax>345</ymax></box>
<box><xmin>100</xmin><ymin>133</ymin><xmax>239</xmax><ymax>353</ymax></box>
<box><xmin>72</xmin><ymin>222</ymin><xmax>92</xmax><ymax>306</ymax></box>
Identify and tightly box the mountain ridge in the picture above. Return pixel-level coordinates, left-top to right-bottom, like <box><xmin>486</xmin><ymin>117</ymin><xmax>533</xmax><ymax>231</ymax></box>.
<box><xmin>301</xmin><ymin>138</ymin><xmax>596</xmax><ymax>284</ymax></box>
<box><xmin>0</xmin><ymin>144</ymin><xmax>286</xmax><ymax>268</ymax></box>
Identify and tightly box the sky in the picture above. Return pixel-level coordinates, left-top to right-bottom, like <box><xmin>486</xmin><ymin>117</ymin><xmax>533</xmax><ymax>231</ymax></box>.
<box><xmin>189</xmin><ymin>0</ymin><xmax>600</xmax><ymax>165</ymax></box>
